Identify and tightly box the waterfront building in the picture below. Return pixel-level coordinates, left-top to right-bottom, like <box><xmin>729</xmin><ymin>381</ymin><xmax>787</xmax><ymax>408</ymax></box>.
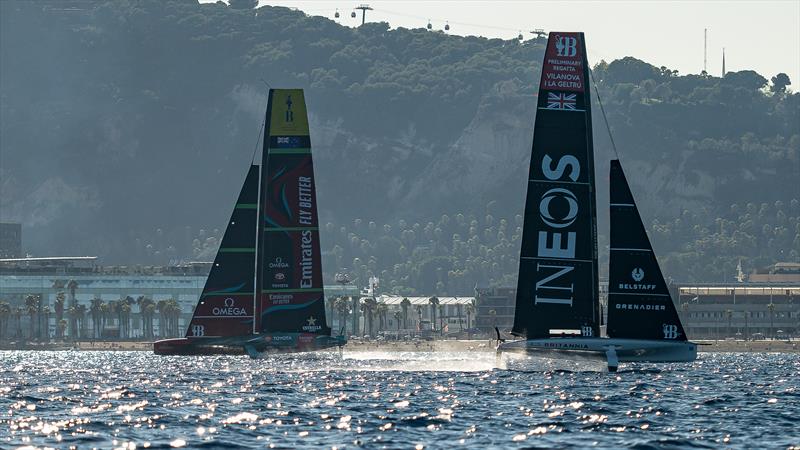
<box><xmin>475</xmin><ymin>283</ymin><xmax>609</xmax><ymax>335</ymax></box>
<box><xmin>747</xmin><ymin>262</ymin><xmax>800</xmax><ymax>283</ymax></box>
<box><xmin>0</xmin><ymin>257</ymin><xmax>208</xmax><ymax>339</ymax></box>
<box><xmin>323</xmin><ymin>294</ymin><xmax>475</xmax><ymax>337</ymax></box>
<box><xmin>676</xmin><ymin>284</ymin><xmax>799</xmax><ymax>339</ymax></box>
<box><xmin>1</xmin><ymin>257</ymin><xmax>471</xmax><ymax>341</ymax></box>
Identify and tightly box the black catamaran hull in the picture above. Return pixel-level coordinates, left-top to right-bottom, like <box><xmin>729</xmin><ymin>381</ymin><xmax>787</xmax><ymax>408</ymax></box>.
<box><xmin>154</xmin><ymin>334</ymin><xmax>346</xmax><ymax>356</ymax></box>
<box><xmin>497</xmin><ymin>338</ymin><xmax>697</xmax><ymax>371</ymax></box>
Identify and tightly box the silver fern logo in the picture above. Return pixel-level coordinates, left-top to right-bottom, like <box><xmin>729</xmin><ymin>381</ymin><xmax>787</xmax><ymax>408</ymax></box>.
<box><xmin>631</xmin><ymin>268</ymin><xmax>645</xmax><ymax>282</ymax></box>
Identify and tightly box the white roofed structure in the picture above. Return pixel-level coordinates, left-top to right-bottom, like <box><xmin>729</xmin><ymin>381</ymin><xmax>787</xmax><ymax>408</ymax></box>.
<box><xmin>375</xmin><ymin>295</ymin><xmax>475</xmax><ymax>306</ymax></box>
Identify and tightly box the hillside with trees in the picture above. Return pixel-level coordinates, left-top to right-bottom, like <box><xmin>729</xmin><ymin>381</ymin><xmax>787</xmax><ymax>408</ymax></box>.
<box><xmin>1</xmin><ymin>0</ymin><xmax>798</xmax><ymax>292</ymax></box>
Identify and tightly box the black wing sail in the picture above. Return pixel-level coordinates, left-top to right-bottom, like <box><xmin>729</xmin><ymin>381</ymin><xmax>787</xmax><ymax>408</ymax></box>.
<box><xmin>185</xmin><ymin>165</ymin><xmax>259</xmax><ymax>338</ymax></box>
<box><xmin>606</xmin><ymin>159</ymin><xmax>687</xmax><ymax>341</ymax></box>
<box><xmin>258</xmin><ymin>89</ymin><xmax>331</xmax><ymax>336</ymax></box>
<box><xmin>512</xmin><ymin>32</ymin><xmax>600</xmax><ymax>339</ymax></box>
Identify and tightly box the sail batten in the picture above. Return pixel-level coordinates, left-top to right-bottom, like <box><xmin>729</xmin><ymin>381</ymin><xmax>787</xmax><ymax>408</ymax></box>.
<box><xmin>512</xmin><ymin>32</ymin><xmax>600</xmax><ymax>339</ymax></box>
<box><xmin>606</xmin><ymin>159</ymin><xmax>687</xmax><ymax>341</ymax></box>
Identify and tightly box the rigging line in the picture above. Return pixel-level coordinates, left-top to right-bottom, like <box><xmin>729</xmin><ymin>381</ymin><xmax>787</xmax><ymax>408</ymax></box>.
<box><xmin>250</xmin><ymin>117</ymin><xmax>265</xmax><ymax>165</ymax></box>
<box><xmin>589</xmin><ymin>67</ymin><xmax>620</xmax><ymax>159</ymax></box>
<box><xmin>249</xmin><ymin>79</ymin><xmax>273</xmax><ymax>164</ymax></box>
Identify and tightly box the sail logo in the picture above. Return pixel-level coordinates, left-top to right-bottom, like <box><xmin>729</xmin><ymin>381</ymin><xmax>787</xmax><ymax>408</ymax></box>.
<box><xmin>300</xmin><ymin>230</ymin><xmax>315</xmax><ymax>288</ymax></box>
<box><xmin>191</xmin><ymin>324</ymin><xmax>205</xmax><ymax>337</ymax></box>
<box><xmin>555</xmin><ymin>35</ymin><xmax>578</xmax><ymax>57</ymax></box>
<box><xmin>276</xmin><ymin>136</ymin><xmax>301</xmax><ymax>146</ymax></box>
<box><xmin>546</xmin><ymin>92</ymin><xmax>577</xmax><ymax>110</ymax></box>
<box><xmin>616</xmin><ymin>303</ymin><xmax>666</xmax><ymax>312</ymax></box>
<box><xmin>302</xmin><ymin>316</ymin><xmax>322</xmax><ymax>332</ymax></box>
<box><xmin>631</xmin><ymin>268</ymin><xmax>645</xmax><ymax>282</ymax></box>
<box><xmin>269</xmin><ymin>293</ymin><xmax>293</xmax><ymax>305</ymax></box>
<box><xmin>541</xmin><ymin>342</ymin><xmax>588</xmax><ymax>349</ymax></box>
<box><xmin>618</xmin><ymin>282</ymin><xmax>656</xmax><ymax>290</ymax></box>
<box><xmin>298</xmin><ymin>176</ymin><xmax>314</xmax><ymax>225</ymax></box>
<box><xmin>663</xmin><ymin>324</ymin><xmax>680</xmax><ymax>339</ymax></box>
<box><xmin>212</xmin><ymin>298</ymin><xmax>248</xmax><ymax>316</ymax></box>
<box><xmin>540</xmin><ymin>188</ymin><xmax>579</xmax><ymax>228</ymax></box>
<box><xmin>581</xmin><ymin>325</ymin><xmax>594</xmax><ymax>337</ymax></box>
<box><xmin>269</xmin><ymin>257</ymin><xmax>289</xmax><ymax>269</ymax></box>
<box><xmin>534</xmin><ymin>154</ymin><xmax>581</xmax><ymax>307</ymax></box>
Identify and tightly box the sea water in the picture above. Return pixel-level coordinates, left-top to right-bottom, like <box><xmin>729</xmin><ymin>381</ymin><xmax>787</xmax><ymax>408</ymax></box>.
<box><xmin>1</xmin><ymin>351</ymin><xmax>798</xmax><ymax>449</ymax></box>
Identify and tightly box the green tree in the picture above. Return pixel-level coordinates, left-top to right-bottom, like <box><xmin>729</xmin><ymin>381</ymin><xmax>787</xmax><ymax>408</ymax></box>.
<box><xmin>770</xmin><ymin>73</ymin><xmax>791</xmax><ymax>94</ymax></box>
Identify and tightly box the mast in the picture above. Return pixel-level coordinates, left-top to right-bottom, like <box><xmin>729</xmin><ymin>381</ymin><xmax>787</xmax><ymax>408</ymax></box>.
<box><xmin>254</xmin><ymin>95</ymin><xmax>274</xmax><ymax>333</ymax></box>
<box><xmin>512</xmin><ymin>32</ymin><xmax>600</xmax><ymax>339</ymax></box>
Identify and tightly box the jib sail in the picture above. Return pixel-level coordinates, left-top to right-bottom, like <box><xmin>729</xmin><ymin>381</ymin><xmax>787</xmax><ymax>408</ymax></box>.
<box><xmin>606</xmin><ymin>159</ymin><xmax>687</xmax><ymax>341</ymax></box>
<box><xmin>513</xmin><ymin>32</ymin><xmax>600</xmax><ymax>339</ymax></box>
<box><xmin>257</xmin><ymin>89</ymin><xmax>331</xmax><ymax>336</ymax></box>
<box><xmin>185</xmin><ymin>165</ymin><xmax>259</xmax><ymax>339</ymax></box>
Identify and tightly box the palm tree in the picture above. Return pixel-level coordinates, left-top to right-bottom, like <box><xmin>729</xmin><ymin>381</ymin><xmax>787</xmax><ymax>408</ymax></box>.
<box><xmin>351</xmin><ymin>296</ymin><xmax>360</xmax><ymax>337</ymax></box>
<box><xmin>144</xmin><ymin>303</ymin><xmax>156</xmax><ymax>339</ymax></box>
<box><xmin>119</xmin><ymin>302</ymin><xmax>132</xmax><ymax>339</ymax></box>
<box><xmin>157</xmin><ymin>300</ymin><xmax>168</xmax><ymax>337</ymax></box>
<box><xmin>465</xmin><ymin>302</ymin><xmax>475</xmax><ymax>331</ymax></box>
<box><xmin>137</xmin><ymin>296</ymin><xmax>155</xmax><ymax>339</ymax></box>
<box><xmin>438</xmin><ymin>304</ymin><xmax>445</xmax><ymax>335</ymax></box>
<box><xmin>360</xmin><ymin>298</ymin><xmax>376</xmax><ymax>336</ymax></box>
<box><xmin>0</xmin><ymin>301</ymin><xmax>11</xmax><ymax>341</ymax></box>
<box><xmin>14</xmin><ymin>307</ymin><xmax>24</xmax><ymax>339</ymax></box>
<box><xmin>400</xmin><ymin>297</ymin><xmax>411</xmax><ymax>329</ymax></box>
<box><xmin>416</xmin><ymin>305</ymin><xmax>423</xmax><ymax>330</ymax></box>
<box><xmin>76</xmin><ymin>304</ymin><xmax>88</xmax><ymax>339</ymax></box>
<box><xmin>393</xmin><ymin>311</ymin><xmax>402</xmax><ymax>332</ymax></box>
<box><xmin>169</xmin><ymin>298</ymin><xmax>181</xmax><ymax>336</ymax></box>
<box><xmin>428</xmin><ymin>297</ymin><xmax>440</xmax><ymax>333</ymax></box>
<box><xmin>102</xmin><ymin>301</ymin><xmax>115</xmax><ymax>338</ymax></box>
<box><xmin>42</xmin><ymin>306</ymin><xmax>51</xmax><ymax>341</ymax></box>
<box><xmin>334</xmin><ymin>297</ymin><xmax>349</xmax><ymax>334</ymax></box>
<box><xmin>377</xmin><ymin>303</ymin><xmax>389</xmax><ymax>333</ymax></box>
<box><xmin>157</xmin><ymin>298</ymin><xmax>181</xmax><ymax>338</ymax></box>
<box><xmin>54</xmin><ymin>291</ymin><xmax>65</xmax><ymax>339</ymax></box>
<box><xmin>25</xmin><ymin>294</ymin><xmax>39</xmax><ymax>341</ymax></box>
<box><xmin>122</xmin><ymin>296</ymin><xmax>135</xmax><ymax>339</ymax></box>
<box><xmin>90</xmin><ymin>297</ymin><xmax>104</xmax><ymax>339</ymax></box>
<box><xmin>57</xmin><ymin>319</ymin><xmax>67</xmax><ymax>340</ymax></box>
<box><xmin>66</xmin><ymin>280</ymin><xmax>78</xmax><ymax>338</ymax></box>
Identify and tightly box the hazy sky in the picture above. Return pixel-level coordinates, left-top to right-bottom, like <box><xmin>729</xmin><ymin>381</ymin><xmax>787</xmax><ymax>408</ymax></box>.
<box><xmin>213</xmin><ymin>0</ymin><xmax>800</xmax><ymax>85</ymax></box>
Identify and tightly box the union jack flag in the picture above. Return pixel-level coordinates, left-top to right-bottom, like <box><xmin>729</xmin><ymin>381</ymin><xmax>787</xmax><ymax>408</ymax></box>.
<box><xmin>546</xmin><ymin>92</ymin><xmax>577</xmax><ymax>110</ymax></box>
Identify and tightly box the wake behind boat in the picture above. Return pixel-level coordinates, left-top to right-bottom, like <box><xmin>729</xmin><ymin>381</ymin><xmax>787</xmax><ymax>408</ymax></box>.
<box><xmin>496</xmin><ymin>32</ymin><xmax>696</xmax><ymax>371</ymax></box>
<box><xmin>154</xmin><ymin>89</ymin><xmax>345</xmax><ymax>357</ymax></box>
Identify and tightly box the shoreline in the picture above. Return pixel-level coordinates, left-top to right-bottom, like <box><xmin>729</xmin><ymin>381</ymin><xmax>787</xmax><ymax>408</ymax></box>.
<box><xmin>1</xmin><ymin>339</ymin><xmax>798</xmax><ymax>353</ymax></box>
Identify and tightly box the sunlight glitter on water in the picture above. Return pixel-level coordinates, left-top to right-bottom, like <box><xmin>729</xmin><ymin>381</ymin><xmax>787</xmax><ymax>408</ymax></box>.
<box><xmin>0</xmin><ymin>351</ymin><xmax>799</xmax><ymax>449</ymax></box>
